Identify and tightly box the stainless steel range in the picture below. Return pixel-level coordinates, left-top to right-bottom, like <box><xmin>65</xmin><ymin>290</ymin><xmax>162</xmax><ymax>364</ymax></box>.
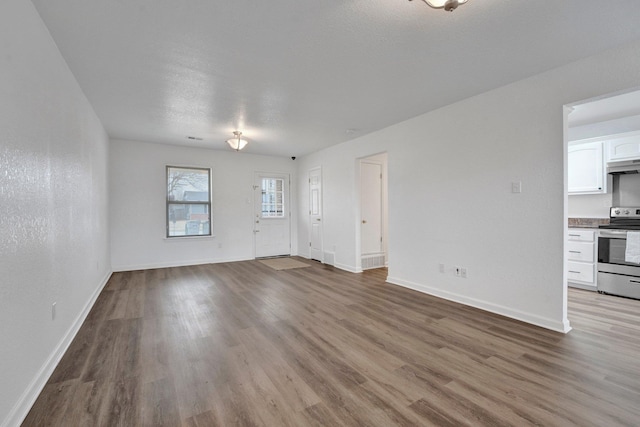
<box><xmin>598</xmin><ymin>207</ymin><xmax>640</xmax><ymax>299</ymax></box>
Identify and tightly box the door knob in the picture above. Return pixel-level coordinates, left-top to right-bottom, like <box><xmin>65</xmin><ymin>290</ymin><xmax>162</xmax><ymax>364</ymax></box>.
<box><xmin>316</xmin><ymin>218</ymin><xmax>321</xmax><ymax>221</ymax></box>
<box><xmin>362</xmin><ymin>220</ymin><xmax>367</xmax><ymax>224</ymax></box>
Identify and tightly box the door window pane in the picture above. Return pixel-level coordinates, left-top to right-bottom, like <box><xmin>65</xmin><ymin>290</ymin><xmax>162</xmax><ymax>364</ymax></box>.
<box><xmin>261</xmin><ymin>178</ymin><xmax>285</xmax><ymax>217</ymax></box>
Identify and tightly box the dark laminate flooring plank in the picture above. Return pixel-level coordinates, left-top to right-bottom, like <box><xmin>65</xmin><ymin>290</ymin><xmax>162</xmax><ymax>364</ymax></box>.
<box><xmin>300</xmin><ymin>402</ymin><xmax>345</xmax><ymax>427</ymax></box>
<box><xmin>140</xmin><ymin>377</ymin><xmax>180</xmax><ymax>427</ymax></box>
<box><xmin>101</xmin><ymin>376</ymin><xmax>141</xmax><ymax>427</ymax></box>
<box><xmin>235</xmin><ymin>327</ymin><xmax>322</xmax><ymax>412</ymax></box>
<box><xmin>23</xmin><ymin>261</ymin><xmax>640</xmax><ymax>426</ymax></box>
<box><xmin>124</xmin><ymin>273</ymin><xmax>146</xmax><ymax>319</ymax></box>
<box><xmin>21</xmin><ymin>379</ymin><xmax>77</xmax><ymax>427</ymax></box>
<box><xmin>47</xmin><ymin>318</ymin><xmax>99</xmax><ymax>383</ymax></box>
<box><xmin>81</xmin><ymin>319</ymin><xmax>123</xmax><ymax>383</ymax></box>
<box><xmin>59</xmin><ymin>379</ymin><xmax>110</xmax><ymax>427</ymax></box>
<box><xmin>183</xmin><ymin>410</ymin><xmax>222</xmax><ymax>427</ymax></box>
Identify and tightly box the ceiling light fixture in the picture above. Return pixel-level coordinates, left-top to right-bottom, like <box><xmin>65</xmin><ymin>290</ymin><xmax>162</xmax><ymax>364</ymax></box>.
<box><xmin>410</xmin><ymin>0</ymin><xmax>469</xmax><ymax>12</ymax></box>
<box><xmin>226</xmin><ymin>131</ymin><xmax>248</xmax><ymax>151</ymax></box>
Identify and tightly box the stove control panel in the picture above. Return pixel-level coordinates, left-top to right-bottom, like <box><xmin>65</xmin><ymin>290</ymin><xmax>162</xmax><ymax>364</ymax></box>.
<box><xmin>611</xmin><ymin>207</ymin><xmax>640</xmax><ymax>218</ymax></box>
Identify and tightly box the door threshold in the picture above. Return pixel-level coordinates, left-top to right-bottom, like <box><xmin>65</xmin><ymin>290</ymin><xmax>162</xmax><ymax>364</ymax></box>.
<box><xmin>255</xmin><ymin>254</ymin><xmax>292</xmax><ymax>260</ymax></box>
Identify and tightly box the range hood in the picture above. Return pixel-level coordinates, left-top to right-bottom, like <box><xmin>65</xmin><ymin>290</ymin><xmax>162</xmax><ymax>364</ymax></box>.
<box><xmin>607</xmin><ymin>159</ymin><xmax>640</xmax><ymax>174</ymax></box>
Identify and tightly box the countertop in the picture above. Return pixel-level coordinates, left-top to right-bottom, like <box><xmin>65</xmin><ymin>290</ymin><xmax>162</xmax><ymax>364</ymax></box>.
<box><xmin>568</xmin><ymin>218</ymin><xmax>608</xmax><ymax>229</ymax></box>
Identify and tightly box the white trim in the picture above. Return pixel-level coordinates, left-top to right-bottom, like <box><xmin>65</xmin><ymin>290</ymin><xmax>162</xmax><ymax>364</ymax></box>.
<box><xmin>334</xmin><ymin>262</ymin><xmax>362</xmax><ymax>274</ymax></box>
<box><xmin>163</xmin><ymin>235</ymin><xmax>216</xmax><ymax>241</ymax></box>
<box><xmin>386</xmin><ymin>275</ymin><xmax>572</xmax><ymax>334</ymax></box>
<box><xmin>568</xmin><ymin>128</ymin><xmax>640</xmax><ymax>145</ymax></box>
<box><xmin>3</xmin><ymin>271</ymin><xmax>112</xmax><ymax>427</ymax></box>
<box><xmin>112</xmin><ymin>256</ymin><xmax>252</xmax><ymax>272</ymax></box>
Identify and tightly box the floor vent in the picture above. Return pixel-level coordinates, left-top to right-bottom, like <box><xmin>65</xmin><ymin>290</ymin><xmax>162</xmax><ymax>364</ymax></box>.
<box><xmin>362</xmin><ymin>254</ymin><xmax>385</xmax><ymax>270</ymax></box>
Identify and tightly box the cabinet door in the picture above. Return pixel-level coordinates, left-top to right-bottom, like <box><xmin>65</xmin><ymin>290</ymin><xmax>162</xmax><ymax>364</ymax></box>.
<box><xmin>567</xmin><ymin>261</ymin><xmax>595</xmax><ymax>284</ymax></box>
<box><xmin>567</xmin><ymin>241</ymin><xmax>595</xmax><ymax>263</ymax></box>
<box><xmin>568</xmin><ymin>142</ymin><xmax>605</xmax><ymax>194</ymax></box>
<box><xmin>567</xmin><ymin>229</ymin><xmax>595</xmax><ymax>242</ymax></box>
<box><xmin>608</xmin><ymin>134</ymin><xmax>640</xmax><ymax>161</ymax></box>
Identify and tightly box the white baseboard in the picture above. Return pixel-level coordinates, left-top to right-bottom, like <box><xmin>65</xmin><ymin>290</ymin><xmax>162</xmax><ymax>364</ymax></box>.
<box><xmin>386</xmin><ymin>275</ymin><xmax>571</xmax><ymax>334</ymax></box>
<box><xmin>334</xmin><ymin>262</ymin><xmax>362</xmax><ymax>274</ymax></box>
<box><xmin>2</xmin><ymin>270</ymin><xmax>113</xmax><ymax>427</ymax></box>
<box><xmin>112</xmin><ymin>256</ymin><xmax>253</xmax><ymax>272</ymax></box>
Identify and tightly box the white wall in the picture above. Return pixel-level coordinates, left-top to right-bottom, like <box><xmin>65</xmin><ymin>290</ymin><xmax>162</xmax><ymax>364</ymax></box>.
<box><xmin>615</xmin><ymin>173</ymin><xmax>640</xmax><ymax>206</ymax></box>
<box><xmin>0</xmin><ymin>1</ymin><xmax>111</xmax><ymax>425</ymax></box>
<box><xmin>110</xmin><ymin>139</ymin><xmax>297</xmax><ymax>271</ymax></box>
<box><xmin>298</xmin><ymin>39</ymin><xmax>640</xmax><ymax>333</ymax></box>
<box><xmin>568</xmin><ymin>193</ymin><xmax>612</xmax><ymax>218</ymax></box>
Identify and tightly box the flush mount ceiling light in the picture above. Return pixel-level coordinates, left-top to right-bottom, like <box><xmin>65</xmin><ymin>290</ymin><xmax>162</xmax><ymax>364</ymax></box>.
<box><xmin>226</xmin><ymin>131</ymin><xmax>248</xmax><ymax>151</ymax></box>
<box><xmin>410</xmin><ymin>0</ymin><xmax>469</xmax><ymax>12</ymax></box>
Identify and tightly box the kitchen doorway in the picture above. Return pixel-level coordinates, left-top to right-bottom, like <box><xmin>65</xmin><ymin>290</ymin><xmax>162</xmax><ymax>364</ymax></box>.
<box><xmin>564</xmin><ymin>87</ymin><xmax>640</xmax><ymax>320</ymax></box>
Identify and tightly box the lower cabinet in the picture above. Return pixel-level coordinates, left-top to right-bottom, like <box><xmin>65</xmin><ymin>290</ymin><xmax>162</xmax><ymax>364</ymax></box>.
<box><xmin>567</xmin><ymin>229</ymin><xmax>597</xmax><ymax>291</ymax></box>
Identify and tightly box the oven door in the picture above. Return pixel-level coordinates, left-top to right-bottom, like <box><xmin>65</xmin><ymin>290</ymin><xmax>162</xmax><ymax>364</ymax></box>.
<box><xmin>598</xmin><ymin>230</ymin><xmax>640</xmax><ymax>273</ymax></box>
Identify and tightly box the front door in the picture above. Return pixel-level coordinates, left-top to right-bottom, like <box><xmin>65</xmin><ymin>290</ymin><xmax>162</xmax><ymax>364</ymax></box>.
<box><xmin>254</xmin><ymin>173</ymin><xmax>291</xmax><ymax>258</ymax></box>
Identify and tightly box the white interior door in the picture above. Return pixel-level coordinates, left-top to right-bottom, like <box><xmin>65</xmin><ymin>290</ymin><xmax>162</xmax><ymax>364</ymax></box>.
<box><xmin>361</xmin><ymin>161</ymin><xmax>383</xmax><ymax>255</ymax></box>
<box><xmin>254</xmin><ymin>173</ymin><xmax>291</xmax><ymax>258</ymax></box>
<box><xmin>309</xmin><ymin>168</ymin><xmax>323</xmax><ymax>261</ymax></box>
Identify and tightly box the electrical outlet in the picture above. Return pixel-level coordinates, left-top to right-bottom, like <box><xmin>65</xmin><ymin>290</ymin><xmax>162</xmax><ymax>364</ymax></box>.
<box><xmin>439</xmin><ymin>263</ymin><xmax>445</xmax><ymax>273</ymax></box>
<box><xmin>511</xmin><ymin>181</ymin><xmax>522</xmax><ymax>193</ymax></box>
<box><xmin>460</xmin><ymin>268</ymin><xmax>467</xmax><ymax>278</ymax></box>
<box><xmin>52</xmin><ymin>302</ymin><xmax>57</xmax><ymax>320</ymax></box>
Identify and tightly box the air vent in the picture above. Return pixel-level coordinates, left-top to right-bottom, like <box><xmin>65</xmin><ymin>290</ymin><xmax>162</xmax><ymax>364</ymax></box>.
<box><xmin>323</xmin><ymin>251</ymin><xmax>335</xmax><ymax>266</ymax></box>
<box><xmin>362</xmin><ymin>254</ymin><xmax>385</xmax><ymax>270</ymax></box>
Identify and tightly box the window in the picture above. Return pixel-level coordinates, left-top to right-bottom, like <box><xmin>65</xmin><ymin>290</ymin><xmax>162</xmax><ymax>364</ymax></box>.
<box><xmin>166</xmin><ymin>166</ymin><xmax>211</xmax><ymax>237</ymax></box>
<box><xmin>261</xmin><ymin>177</ymin><xmax>285</xmax><ymax>217</ymax></box>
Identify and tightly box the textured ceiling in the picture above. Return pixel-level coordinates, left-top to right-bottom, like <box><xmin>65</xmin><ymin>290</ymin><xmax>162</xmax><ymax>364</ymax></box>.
<box><xmin>31</xmin><ymin>0</ymin><xmax>640</xmax><ymax>157</ymax></box>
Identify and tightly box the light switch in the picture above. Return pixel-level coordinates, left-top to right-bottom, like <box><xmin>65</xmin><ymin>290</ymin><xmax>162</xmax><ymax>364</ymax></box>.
<box><xmin>511</xmin><ymin>181</ymin><xmax>522</xmax><ymax>193</ymax></box>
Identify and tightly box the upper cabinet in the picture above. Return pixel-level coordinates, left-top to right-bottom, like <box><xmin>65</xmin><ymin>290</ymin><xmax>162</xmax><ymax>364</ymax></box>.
<box><xmin>568</xmin><ymin>141</ymin><xmax>606</xmax><ymax>194</ymax></box>
<box><xmin>607</xmin><ymin>131</ymin><xmax>640</xmax><ymax>162</ymax></box>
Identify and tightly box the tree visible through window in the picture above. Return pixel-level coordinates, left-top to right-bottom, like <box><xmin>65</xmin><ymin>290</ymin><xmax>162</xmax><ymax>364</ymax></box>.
<box><xmin>261</xmin><ymin>178</ymin><xmax>285</xmax><ymax>217</ymax></box>
<box><xmin>166</xmin><ymin>166</ymin><xmax>211</xmax><ymax>237</ymax></box>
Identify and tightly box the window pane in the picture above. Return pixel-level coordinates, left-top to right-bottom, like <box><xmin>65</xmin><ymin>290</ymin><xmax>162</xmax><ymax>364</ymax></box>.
<box><xmin>167</xmin><ymin>165</ymin><xmax>211</xmax><ymax>238</ymax></box>
<box><xmin>167</xmin><ymin>167</ymin><xmax>210</xmax><ymax>202</ymax></box>
<box><xmin>261</xmin><ymin>178</ymin><xmax>285</xmax><ymax>218</ymax></box>
<box><xmin>168</xmin><ymin>203</ymin><xmax>210</xmax><ymax>237</ymax></box>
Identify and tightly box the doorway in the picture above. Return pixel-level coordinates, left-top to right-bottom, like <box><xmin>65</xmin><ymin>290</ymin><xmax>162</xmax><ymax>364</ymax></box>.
<box><xmin>359</xmin><ymin>153</ymin><xmax>388</xmax><ymax>270</ymax></box>
<box><xmin>254</xmin><ymin>172</ymin><xmax>291</xmax><ymax>258</ymax></box>
<box><xmin>564</xmin><ymin>87</ymin><xmax>640</xmax><ymax>326</ymax></box>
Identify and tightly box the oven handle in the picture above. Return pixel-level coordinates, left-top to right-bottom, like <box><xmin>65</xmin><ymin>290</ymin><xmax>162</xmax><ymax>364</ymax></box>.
<box><xmin>599</xmin><ymin>230</ymin><xmax>628</xmax><ymax>239</ymax></box>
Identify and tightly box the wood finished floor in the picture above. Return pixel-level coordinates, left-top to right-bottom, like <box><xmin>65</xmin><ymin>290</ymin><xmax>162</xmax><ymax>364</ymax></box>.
<box><xmin>23</xmin><ymin>259</ymin><xmax>640</xmax><ymax>426</ymax></box>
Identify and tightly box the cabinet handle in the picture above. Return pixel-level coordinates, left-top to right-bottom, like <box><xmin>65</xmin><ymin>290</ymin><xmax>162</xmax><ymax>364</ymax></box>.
<box><xmin>568</xmin><ymin>234</ymin><xmax>580</xmax><ymax>237</ymax></box>
<box><xmin>569</xmin><ymin>270</ymin><xmax>581</xmax><ymax>274</ymax></box>
<box><xmin>568</xmin><ymin>251</ymin><xmax>581</xmax><ymax>254</ymax></box>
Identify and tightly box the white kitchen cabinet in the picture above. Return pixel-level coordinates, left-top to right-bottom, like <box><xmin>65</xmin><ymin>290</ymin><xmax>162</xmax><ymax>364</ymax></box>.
<box><xmin>568</xmin><ymin>142</ymin><xmax>606</xmax><ymax>194</ymax></box>
<box><xmin>567</xmin><ymin>228</ymin><xmax>597</xmax><ymax>291</ymax></box>
<box><xmin>607</xmin><ymin>131</ymin><xmax>640</xmax><ymax>162</ymax></box>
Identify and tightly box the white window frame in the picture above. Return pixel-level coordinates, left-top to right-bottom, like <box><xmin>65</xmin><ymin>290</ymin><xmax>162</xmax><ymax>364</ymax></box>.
<box><xmin>166</xmin><ymin>165</ymin><xmax>212</xmax><ymax>238</ymax></box>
